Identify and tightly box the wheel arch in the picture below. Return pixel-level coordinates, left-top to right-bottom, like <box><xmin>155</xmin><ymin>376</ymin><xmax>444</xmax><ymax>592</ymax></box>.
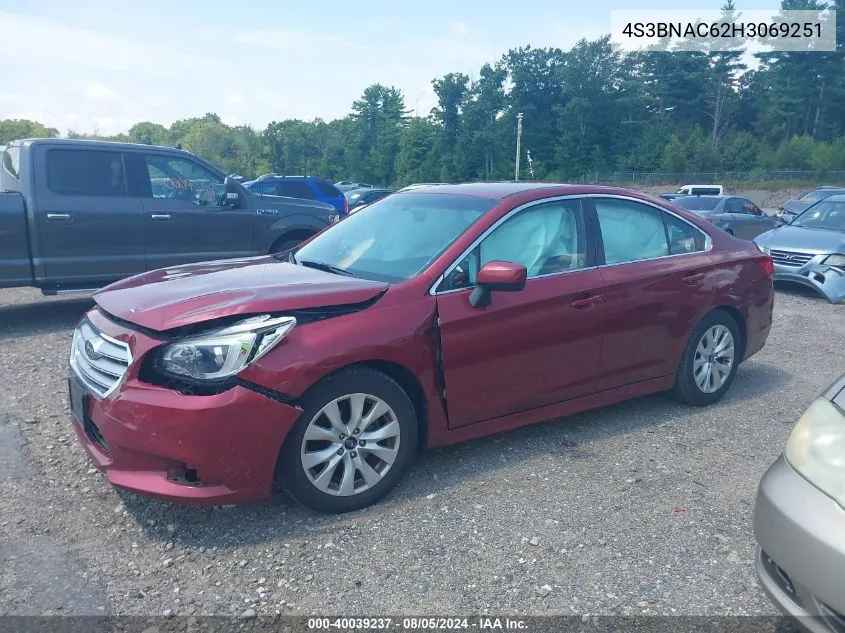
<box><xmin>288</xmin><ymin>359</ymin><xmax>430</xmax><ymax>453</ymax></box>
<box><xmin>268</xmin><ymin>229</ymin><xmax>316</xmax><ymax>253</ymax></box>
<box><xmin>708</xmin><ymin>305</ymin><xmax>747</xmax><ymax>362</ymax></box>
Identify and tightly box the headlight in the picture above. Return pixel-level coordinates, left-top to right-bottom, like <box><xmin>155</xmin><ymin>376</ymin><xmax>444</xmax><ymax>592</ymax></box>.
<box><xmin>785</xmin><ymin>397</ymin><xmax>845</xmax><ymax>508</ymax></box>
<box><xmin>823</xmin><ymin>254</ymin><xmax>845</xmax><ymax>269</ymax></box>
<box><xmin>156</xmin><ymin>314</ymin><xmax>296</xmax><ymax>381</ymax></box>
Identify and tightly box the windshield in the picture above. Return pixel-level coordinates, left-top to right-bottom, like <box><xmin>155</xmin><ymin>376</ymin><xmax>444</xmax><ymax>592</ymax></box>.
<box><xmin>799</xmin><ymin>190</ymin><xmax>838</xmax><ymax>202</ymax></box>
<box><xmin>791</xmin><ymin>199</ymin><xmax>845</xmax><ymax>231</ymax></box>
<box><xmin>294</xmin><ymin>193</ymin><xmax>495</xmax><ymax>282</ymax></box>
<box><xmin>674</xmin><ymin>196</ymin><xmax>720</xmax><ymax>212</ymax></box>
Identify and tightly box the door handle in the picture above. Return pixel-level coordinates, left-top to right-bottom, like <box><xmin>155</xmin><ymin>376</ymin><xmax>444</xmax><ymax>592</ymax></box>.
<box><xmin>46</xmin><ymin>213</ymin><xmax>71</xmax><ymax>221</ymax></box>
<box><xmin>150</xmin><ymin>214</ymin><xmax>172</xmax><ymax>221</ymax></box>
<box><xmin>682</xmin><ymin>272</ymin><xmax>705</xmax><ymax>285</ymax></box>
<box><xmin>571</xmin><ymin>294</ymin><xmax>602</xmax><ymax>310</ymax></box>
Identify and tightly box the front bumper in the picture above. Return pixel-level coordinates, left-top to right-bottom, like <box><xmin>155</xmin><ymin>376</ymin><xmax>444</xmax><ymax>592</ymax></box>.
<box><xmin>772</xmin><ymin>261</ymin><xmax>845</xmax><ymax>304</ymax></box>
<box><xmin>753</xmin><ymin>455</ymin><xmax>845</xmax><ymax>632</ymax></box>
<box><xmin>69</xmin><ymin>309</ymin><xmax>303</xmax><ymax>505</ymax></box>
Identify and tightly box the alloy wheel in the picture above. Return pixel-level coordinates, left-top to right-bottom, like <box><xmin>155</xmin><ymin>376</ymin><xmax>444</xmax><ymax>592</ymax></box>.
<box><xmin>693</xmin><ymin>325</ymin><xmax>735</xmax><ymax>393</ymax></box>
<box><xmin>300</xmin><ymin>393</ymin><xmax>401</xmax><ymax>496</ymax></box>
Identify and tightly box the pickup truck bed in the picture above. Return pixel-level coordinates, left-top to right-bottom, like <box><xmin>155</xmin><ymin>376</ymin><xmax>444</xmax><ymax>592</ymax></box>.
<box><xmin>0</xmin><ymin>192</ymin><xmax>32</xmax><ymax>287</ymax></box>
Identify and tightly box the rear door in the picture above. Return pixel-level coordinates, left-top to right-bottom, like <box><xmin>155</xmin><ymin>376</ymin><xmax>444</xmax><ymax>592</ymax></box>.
<box><xmin>733</xmin><ymin>197</ymin><xmax>778</xmax><ymax>238</ymax></box>
<box><xmin>589</xmin><ymin>196</ymin><xmax>714</xmax><ymax>391</ymax></box>
<box><xmin>435</xmin><ymin>196</ymin><xmax>606</xmax><ymax>427</ymax></box>
<box><xmin>134</xmin><ymin>152</ymin><xmax>254</xmax><ymax>270</ymax></box>
<box><xmin>33</xmin><ymin>146</ymin><xmax>145</xmax><ymax>284</ymax></box>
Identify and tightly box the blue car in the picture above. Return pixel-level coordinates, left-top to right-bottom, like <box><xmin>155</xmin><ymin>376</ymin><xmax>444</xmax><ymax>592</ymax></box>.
<box><xmin>244</xmin><ymin>175</ymin><xmax>348</xmax><ymax>216</ymax></box>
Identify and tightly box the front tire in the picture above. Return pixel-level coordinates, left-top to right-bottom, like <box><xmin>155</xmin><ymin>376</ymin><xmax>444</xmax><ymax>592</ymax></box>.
<box><xmin>278</xmin><ymin>367</ymin><xmax>418</xmax><ymax>513</ymax></box>
<box><xmin>670</xmin><ymin>311</ymin><xmax>741</xmax><ymax>406</ymax></box>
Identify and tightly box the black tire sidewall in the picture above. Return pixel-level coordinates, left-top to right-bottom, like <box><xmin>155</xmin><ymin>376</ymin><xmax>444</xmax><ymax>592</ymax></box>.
<box><xmin>672</xmin><ymin>311</ymin><xmax>741</xmax><ymax>406</ymax></box>
<box><xmin>279</xmin><ymin>367</ymin><xmax>418</xmax><ymax>513</ymax></box>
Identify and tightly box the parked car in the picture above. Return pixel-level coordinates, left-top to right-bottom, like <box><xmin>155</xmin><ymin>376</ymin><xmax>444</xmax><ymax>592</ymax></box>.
<box><xmin>243</xmin><ymin>176</ymin><xmax>348</xmax><ymax>216</ymax></box>
<box><xmin>658</xmin><ymin>193</ymin><xmax>683</xmax><ymax>201</ymax></box>
<box><xmin>753</xmin><ymin>371</ymin><xmax>845</xmax><ymax>629</ymax></box>
<box><xmin>345</xmin><ymin>187</ymin><xmax>392</xmax><ymax>211</ymax></box>
<box><xmin>777</xmin><ymin>186</ymin><xmax>845</xmax><ymax>223</ymax></box>
<box><xmin>396</xmin><ymin>183</ymin><xmax>449</xmax><ymax>192</ymax></box>
<box><xmin>335</xmin><ymin>182</ymin><xmax>373</xmax><ymax>192</ymax></box>
<box><xmin>677</xmin><ymin>184</ymin><xmax>724</xmax><ymax>196</ymax></box>
<box><xmin>673</xmin><ymin>195</ymin><xmax>780</xmax><ymax>240</ymax></box>
<box><xmin>67</xmin><ymin>183</ymin><xmax>774</xmax><ymax>512</ymax></box>
<box><xmin>754</xmin><ymin>194</ymin><xmax>845</xmax><ymax>303</ymax></box>
<box><xmin>0</xmin><ymin>139</ymin><xmax>339</xmax><ymax>295</ymax></box>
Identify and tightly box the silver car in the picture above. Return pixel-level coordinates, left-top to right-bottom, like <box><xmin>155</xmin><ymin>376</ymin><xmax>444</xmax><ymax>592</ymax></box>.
<box><xmin>754</xmin><ymin>194</ymin><xmax>845</xmax><ymax>304</ymax></box>
<box><xmin>673</xmin><ymin>195</ymin><xmax>780</xmax><ymax>240</ymax></box>
<box><xmin>753</xmin><ymin>372</ymin><xmax>845</xmax><ymax>632</ymax></box>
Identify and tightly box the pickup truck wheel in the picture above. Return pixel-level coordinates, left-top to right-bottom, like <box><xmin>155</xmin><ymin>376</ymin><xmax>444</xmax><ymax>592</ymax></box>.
<box><xmin>269</xmin><ymin>238</ymin><xmax>305</xmax><ymax>255</ymax></box>
<box><xmin>278</xmin><ymin>367</ymin><xmax>418</xmax><ymax>513</ymax></box>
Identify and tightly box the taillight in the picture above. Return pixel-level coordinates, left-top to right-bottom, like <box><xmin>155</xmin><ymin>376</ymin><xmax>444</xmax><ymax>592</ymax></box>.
<box><xmin>756</xmin><ymin>255</ymin><xmax>774</xmax><ymax>278</ymax></box>
<box><xmin>343</xmin><ymin>197</ymin><xmax>348</xmax><ymax>216</ymax></box>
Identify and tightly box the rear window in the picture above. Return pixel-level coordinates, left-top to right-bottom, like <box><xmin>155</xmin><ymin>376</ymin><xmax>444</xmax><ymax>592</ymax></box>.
<box><xmin>46</xmin><ymin>149</ymin><xmax>128</xmax><ymax>197</ymax></box>
<box><xmin>275</xmin><ymin>181</ymin><xmax>316</xmax><ymax>200</ymax></box>
<box><xmin>674</xmin><ymin>196</ymin><xmax>720</xmax><ymax>212</ymax></box>
<box><xmin>800</xmin><ymin>189</ymin><xmax>844</xmax><ymax>202</ymax></box>
<box><xmin>1</xmin><ymin>145</ymin><xmax>20</xmax><ymax>191</ymax></box>
<box><xmin>314</xmin><ymin>181</ymin><xmax>342</xmax><ymax>197</ymax></box>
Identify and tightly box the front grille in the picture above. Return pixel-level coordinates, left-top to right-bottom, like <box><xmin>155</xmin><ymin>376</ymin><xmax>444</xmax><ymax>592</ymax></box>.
<box><xmin>70</xmin><ymin>320</ymin><xmax>131</xmax><ymax>398</ymax></box>
<box><xmin>770</xmin><ymin>249</ymin><xmax>816</xmax><ymax>267</ymax></box>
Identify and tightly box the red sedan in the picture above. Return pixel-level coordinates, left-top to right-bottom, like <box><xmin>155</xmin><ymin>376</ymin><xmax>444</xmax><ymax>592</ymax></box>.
<box><xmin>68</xmin><ymin>183</ymin><xmax>774</xmax><ymax>513</ymax></box>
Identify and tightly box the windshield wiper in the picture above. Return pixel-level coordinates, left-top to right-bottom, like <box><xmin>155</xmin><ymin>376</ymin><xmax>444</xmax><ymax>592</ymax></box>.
<box><xmin>298</xmin><ymin>259</ymin><xmax>358</xmax><ymax>277</ymax></box>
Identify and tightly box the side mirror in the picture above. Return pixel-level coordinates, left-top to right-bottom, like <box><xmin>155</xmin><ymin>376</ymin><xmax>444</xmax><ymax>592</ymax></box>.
<box><xmin>469</xmin><ymin>261</ymin><xmax>527</xmax><ymax>308</ymax></box>
<box><xmin>224</xmin><ymin>176</ymin><xmax>245</xmax><ymax>208</ymax></box>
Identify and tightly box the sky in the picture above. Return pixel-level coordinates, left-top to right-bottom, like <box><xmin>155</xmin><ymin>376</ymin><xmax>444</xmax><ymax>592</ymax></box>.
<box><xmin>0</xmin><ymin>0</ymin><xmax>778</xmax><ymax>136</ymax></box>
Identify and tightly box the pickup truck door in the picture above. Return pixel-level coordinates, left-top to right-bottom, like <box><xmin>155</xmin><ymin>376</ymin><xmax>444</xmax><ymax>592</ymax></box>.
<box><xmin>133</xmin><ymin>152</ymin><xmax>254</xmax><ymax>270</ymax></box>
<box><xmin>32</xmin><ymin>147</ymin><xmax>145</xmax><ymax>284</ymax></box>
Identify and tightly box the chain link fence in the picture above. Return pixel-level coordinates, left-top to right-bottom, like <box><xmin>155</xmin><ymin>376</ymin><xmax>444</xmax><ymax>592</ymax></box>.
<box><xmin>573</xmin><ymin>171</ymin><xmax>845</xmax><ymax>185</ymax></box>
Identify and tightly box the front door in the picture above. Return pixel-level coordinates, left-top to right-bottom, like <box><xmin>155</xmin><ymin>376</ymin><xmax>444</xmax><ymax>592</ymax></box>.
<box><xmin>33</xmin><ymin>146</ymin><xmax>145</xmax><ymax>284</ymax></box>
<box><xmin>589</xmin><ymin>196</ymin><xmax>715</xmax><ymax>391</ymax></box>
<box><xmin>136</xmin><ymin>153</ymin><xmax>254</xmax><ymax>270</ymax></box>
<box><xmin>435</xmin><ymin>197</ymin><xmax>606</xmax><ymax>428</ymax></box>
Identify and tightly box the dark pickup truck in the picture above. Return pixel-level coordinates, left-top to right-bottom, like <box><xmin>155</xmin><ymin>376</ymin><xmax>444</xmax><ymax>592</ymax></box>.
<box><xmin>0</xmin><ymin>138</ymin><xmax>340</xmax><ymax>294</ymax></box>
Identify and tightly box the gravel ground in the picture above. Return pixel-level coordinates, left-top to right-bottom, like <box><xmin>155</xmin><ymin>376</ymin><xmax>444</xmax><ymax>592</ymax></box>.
<box><xmin>1</xmin><ymin>285</ymin><xmax>843</xmax><ymax>618</ymax></box>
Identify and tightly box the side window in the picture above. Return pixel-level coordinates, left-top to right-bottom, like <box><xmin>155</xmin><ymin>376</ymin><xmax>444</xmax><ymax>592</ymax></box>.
<box><xmin>723</xmin><ymin>197</ymin><xmax>744</xmax><ymax>213</ymax></box>
<box><xmin>594</xmin><ymin>198</ymin><xmax>669</xmax><ymax>264</ymax></box>
<box><xmin>252</xmin><ymin>182</ymin><xmax>276</xmax><ymax>195</ymax></box>
<box><xmin>314</xmin><ymin>181</ymin><xmax>341</xmax><ymax>197</ymax></box>
<box><xmin>46</xmin><ymin>149</ymin><xmax>127</xmax><ymax>197</ymax></box>
<box><xmin>663</xmin><ymin>212</ymin><xmax>703</xmax><ymax>255</ymax></box>
<box><xmin>441</xmin><ymin>199</ymin><xmax>587</xmax><ymax>291</ymax></box>
<box><xmin>144</xmin><ymin>155</ymin><xmax>223</xmax><ymax>206</ymax></box>
<box><xmin>275</xmin><ymin>181</ymin><xmax>317</xmax><ymax>200</ymax></box>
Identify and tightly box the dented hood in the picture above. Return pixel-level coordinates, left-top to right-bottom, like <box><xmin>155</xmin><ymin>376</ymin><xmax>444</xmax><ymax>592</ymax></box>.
<box><xmin>94</xmin><ymin>256</ymin><xmax>388</xmax><ymax>332</ymax></box>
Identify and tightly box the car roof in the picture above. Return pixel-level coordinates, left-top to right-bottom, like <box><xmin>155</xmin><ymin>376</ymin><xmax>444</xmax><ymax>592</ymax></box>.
<box><xmin>11</xmin><ymin>137</ymin><xmax>193</xmax><ymax>154</ymax></box>
<box><xmin>822</xmin><ymin>194</ymin><xmax>845</xmax><ymax>202</ymax></box>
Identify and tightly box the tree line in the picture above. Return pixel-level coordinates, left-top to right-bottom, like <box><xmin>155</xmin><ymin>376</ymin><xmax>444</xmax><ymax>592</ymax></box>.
<box><xmin>2</xmin><ymin>0</ymin><xmax>844</xmax><ymax>186</ymax></box>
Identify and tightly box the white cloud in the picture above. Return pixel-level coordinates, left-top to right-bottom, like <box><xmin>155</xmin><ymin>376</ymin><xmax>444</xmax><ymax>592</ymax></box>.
<box><xmin>87</xmin><ymin>83</ymin><xmax>117</xmax><ymax>101</ymax></box>
<box><xmin>235</xmin><ymin>29</ymin><xmax>364</xmax><ymax>54</ymax></box>
<box><xmin>93</xmin><ymin>117</ymin><xmax>116</xmax><ymax>131</ymax></box>
<box><xmin>449</xmin><ymin>21</ymin><xmax>469</xmax><ymax>36</ymax></box>
<box><xmin>226</xmin><ymin>93</ymin><xmax>245</xmax><ymax>104</ymax></box>
<box><xmin>0</xmin><ymin>11</ymin><xmax>223</xmax><ymax>75</ymax></box>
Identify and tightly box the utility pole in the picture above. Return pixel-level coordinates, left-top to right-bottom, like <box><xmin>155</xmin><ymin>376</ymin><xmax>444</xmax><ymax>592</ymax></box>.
<box><xmin>514</xmin><ymin>112</ymin><xmax>523</xmax><ymax>181</ymax></box>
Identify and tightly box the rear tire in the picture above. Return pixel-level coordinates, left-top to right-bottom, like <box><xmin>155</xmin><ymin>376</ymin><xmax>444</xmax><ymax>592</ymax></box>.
<box><xmin>269</xmin><ymin>235</ymin><xmax>311</xmax><ymax>255</ymax></box>
<box><xmin>670</xmin><ymin>310</ymin><xmax>741</xmax><ymax>406</ymax></box>
<box><xmin>278</xmin><ymin>367</ymin><xmax>418</xmax><ymax>513</ymax></box>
